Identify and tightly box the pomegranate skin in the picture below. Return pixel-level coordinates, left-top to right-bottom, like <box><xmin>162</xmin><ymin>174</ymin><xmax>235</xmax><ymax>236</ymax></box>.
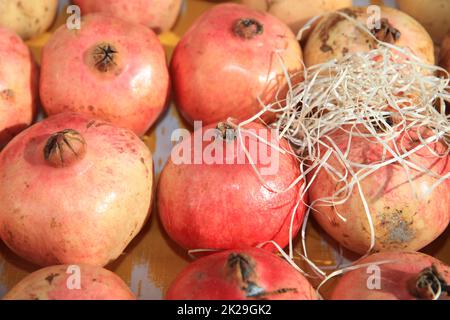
<box><xmin>331</xmin><ymin>251</ymin><xmax>450</xmax><ymax>300</ymax></box>
<box><xmin>157</xmin><ymin>121</ymin><xmax>305</xmax><ymax>251</ymax></box>
<box><xmin>0</xmin><ymin>0</ymin><xmax>58</xmax><ymax>40</ymax></box>
<box><xmin>40</xmin><ymin>14</ymin><xmax>170</xmax><ymax>136</ymax></box>
<box><xmin>72</xmin><ymin>0</ymin><xmax>182</xmax><ymax>34</ymax></box>
<box><xmin>3</xmin><ymin>265</ymin><xmax>135</xmax><ymax>300</ymax></box>
<box><xmin>304</xmin><ymin>6</ymin><xmax>435</xmax><ymax>67</ymax></box>
<box><xmin>166</xmin><ymin>248</ymin><xmax>318</xmax><ymax>300</ymax></box>
<box><xmin>440</xmin><ymin>32</ymin><xmax>450</xmax><ymax>72</ymax></box>
<box><xmin>309</xmin><ymin>129</ymin><xmax>450</xmax><ymax>255</ymax></box>
<box><xmin>0</xmin><ymin>112</ymin><xmax>154</xmax><ymax>267</ymax></box>
<box><xmin>171</xmin><ymin>3</ymin><xmax>303</xmax><ymax>125</ymax></box>
<box><xmin>0</xmin><ymin>27</ymin><xmax>38</xmax><ymax>149</ymax></box>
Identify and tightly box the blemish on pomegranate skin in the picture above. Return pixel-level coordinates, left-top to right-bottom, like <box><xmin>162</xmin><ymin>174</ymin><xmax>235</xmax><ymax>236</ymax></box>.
<box><xmin>6</xmin><ymin>229</ymin><xmax>14</xmax><ymax>242</ymax></box>
<box><xmin>195</xmin><ymin>272</ymin><xmax>204</xmax><ymax>280</ymax></box>
<box><xmin>94</xmin><ymin>122</ymin><xmax>111</xmax><ymax>128</ymax></box>
<box><xmin>50</xmin><ymin>217</ymin><xmax>60</xmax><ymax>228</ymax></box>
<box><xmin>321</xmin><ymin>44</ymin><xmax>333</xmax><ymax>53</ymax></box>
<box><xmin>45</xmin><ymin>273</ymin><xmax>59</xmax><ymax>285</ymax></box>
<box><xmin>86</xmin><ymin>120</ymin><xmax>96</xmax><ymax>128</ymax></box>
<box><xmin>0</xmin><ymin>89</ymin><xmax>14</xmax><ymax>100</ymax></box>
<box><xmin>379</xmin><ymin>209</ymin><xmax>415</xmax><ymax>245</ymax></box>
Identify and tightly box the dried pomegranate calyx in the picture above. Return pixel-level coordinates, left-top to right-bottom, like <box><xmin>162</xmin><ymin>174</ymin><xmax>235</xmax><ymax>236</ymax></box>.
<box><xmin>44</xmin><ymin>129</ymin><xmax>87</xmax><ymax>167</ymax></box>
<box><xmin>234</xmin><ymin>18</ymin><xmax>264</xmax><ymax>39</ymax></box>
<box><xmin>91</xmin><ymin>42</ymin><xmax>119</xmax><ymax>73</ymax></box>
<box><xmin>410</xmin><ymin>264</ymin><xmax>450</xmax><ymax>300</ymax></box>
<box><xmin>216</xmin><ymin>122</ymin><xmax>237</xmax><ymax>141</ymax></box>
<box><xmin>370</xmin><ymin>18</ymin><xmax>401</xmax><ymax>44</ymax></box>
<box><xmin>226</xmin><ymin>253</ymin><xmax>297</xmax><ymax>299</ymax></box>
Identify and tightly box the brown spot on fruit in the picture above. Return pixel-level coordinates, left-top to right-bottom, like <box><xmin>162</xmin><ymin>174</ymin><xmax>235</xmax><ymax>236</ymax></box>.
<box><xmin>378</xmin><ymin>209</ymin><xmax>414</xmax><ymax>246</ymax></box>
<box><xmin>86</xmin><ymin>120</ymin><xmax>96</xmax><ymax>128</ymax></box>
<box><xmin>0</xmin><ymin>89</ymin><xmax>14</xmax><ymax>101</ymax></box>
<box><xmin>321</xmin><ymin>44</ymin><xmax>333</xmax><ymax>53</ymax></box>
<box><xmin>45</xmin><ymin>273</ymin><xmax>59</xmax><ymax>285</ymax></box>
<box><xmin>50</xmin><ymin>217</ymin><xmax>61</xmax><ymax>228</ymax></box>
<box><xmin>234</xmin><ymin>18</ymin><xmax>264</xmax><ymax>39</ymax></box>
<box><xmin>318</xmin><ymin>8</ymin><xmax>358</xmax><ymax>51</ymax></box>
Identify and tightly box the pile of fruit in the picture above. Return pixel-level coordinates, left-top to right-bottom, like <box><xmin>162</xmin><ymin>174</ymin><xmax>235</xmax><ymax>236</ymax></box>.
<box><xmin>0</xmin><ymin>0</ymin><xmax>449</xmax><ymax>300</ymax></box>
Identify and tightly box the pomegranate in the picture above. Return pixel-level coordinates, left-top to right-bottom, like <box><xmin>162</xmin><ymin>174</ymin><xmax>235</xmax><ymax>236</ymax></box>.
<box><xmin>303</xmin><ymin>6</ymin><xmax>435</xmax><ymax>66</ymax></box>
<box><xmin>241</xmin><ymin>0</ymin><xmax>351</xmax><ymax>35</ymax></box>
<box><xmin>171</xmin><ymin>3</ymin><xmax>303</xmax><ymax>125</ymax></box>
<box><xmin>308</xmin><ymin>128</ymin><xmax>450</xmax><ymax>255</ymax></box>
<box><xmin>440</xmin><ymin>32</ymin><xmax>450</xmax><ymax>72</ymax></box>
<box><xmin>166</xmin><ymin>248</ymin><xmax>318</xmax><ymax>300</ymax></box>
<box><xmin>330</xmin><ymin>251</ymin><xmax>450</xmax><ymax>300</ymax></box>
<box><xmin>3</xmin><ymin>264</ymin><xmax>135</xmax><ymax>300</ymax></box>
<box><xmin>0</xmin><ymin>27</ymin><xmax>38</xmax><ymax>149</ymax></box>
<box><xmin>396</xmin><ymin>0</ymin><xmax>450</xmax><ymax>44</ymax></box>
<box><xmin>40</xmin><ymin>14</ymin><xmax>170</xmax><ymax>136</ymax></box>
<box><xmin>157</xmin><ymin>121</ymin><xmax>305</xmax><ymax>251</ymax></box>
<box><xmin>0</xmin><ymin>0</ymin><xmax>58</xmax><ymax>40</ymax></box>
<box><xmin>0</xmin><ymin>112</ymin><xmax>153</xmax><ymax>267</ymax></box>
<box><xmin>72</xmin><ymin>0</ymin><xmax>182</xmax><ymax>34</ymax></box>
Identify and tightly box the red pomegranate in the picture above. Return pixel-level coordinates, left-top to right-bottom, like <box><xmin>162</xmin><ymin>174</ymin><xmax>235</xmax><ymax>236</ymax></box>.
<box><xmin>40</xmin><ymin>14</ymin><xmax>169</xmax><ymax>136</ymax></box>
<box><xmin>171</xmin><ymin>3</ymin><xmax>303</xmax><ymax>125</ymax></box>
<box><xmin>0</xmin><ymin>27</ymin><xmax>38</xmax><ymax>148</ymax></box>
<box><xmin>166</xmin><ymin>248</ymin><xmax>318</xmax><ymax>300</ymax></box>
<box><xmin>331</xmin><ymin>251</ymin><xmax>450</xmax><ymax>300</ymax></box>
<box><xmin>308</xmin><ymin>128</ymin><xmax>450</xmax><ymax>255</ymax></box>
<box><xmin>157</xmin><ymin>121</ymin><xmax>305</xmax><ymax>251</ymax></box>
<box><xmin>3</xmin><ymin>264</ymin><xmax>135</xmax><ymax>300</ymax></box>
<box><xmin>72</xmin><ymin>0</ymin><xmax>182</xmax><ymax>34</ymax></box>
<box><xmin>0</xmin><ymin>113</ymin><xmax>154</xmax><ymax>266</ymax></box>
